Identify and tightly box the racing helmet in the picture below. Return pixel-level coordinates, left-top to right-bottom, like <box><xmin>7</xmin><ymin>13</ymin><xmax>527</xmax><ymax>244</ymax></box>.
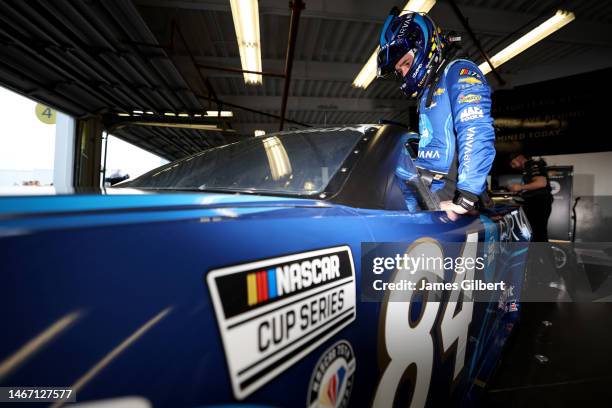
<box><xmin>377</xmin><ymin>8</ymin><xmax>444</xmax><ymax>97</ymax></box>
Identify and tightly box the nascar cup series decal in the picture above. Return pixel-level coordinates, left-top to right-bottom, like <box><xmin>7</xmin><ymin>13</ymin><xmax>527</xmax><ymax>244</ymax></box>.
<box><xmin>307</xmin><ymin>340</ymin><xmax>356</xmax><ymax>408</ymax></box>
<box><xmin>206</xmin><ymin>246</ymin><xmax>356</xmax><ymax>399</ymax></box>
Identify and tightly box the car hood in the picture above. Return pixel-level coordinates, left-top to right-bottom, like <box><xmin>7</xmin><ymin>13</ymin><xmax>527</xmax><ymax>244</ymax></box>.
<box><xmin>0</xmin><ymin>187</ymin><xmax>329</xmax><ymax>215</ymax></box>
<box><xmin>0</xmin><ymin>188</ymin><xmax>340</xmax><ymax>237</ymax></box>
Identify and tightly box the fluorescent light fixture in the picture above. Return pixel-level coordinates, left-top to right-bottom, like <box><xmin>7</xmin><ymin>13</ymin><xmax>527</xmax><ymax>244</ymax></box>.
<box><xmin>479</xmin><ymin>10</ymin><xmax>575</xmax><ymax>75</ymax></box>
<box><xmin>230</xmin><ymin>0</ymin><xmax>263</xmax><ymax>84</ymax></box>
<box><xmin>178</xmin><ymin>113</ymin><xmax>189</xmax><ymax>117</ymax></box>
<box><xmin>400</xmin><ymin>0</ymin><xmax>436</xmax><ymax>14</ymax></box>
<box><xmin>130</xmin><ymin>122</ymin><xmax>233</xmax><ymax>132</ymax></box>
<box><xmin>117</xmin><ymin>113</ymin><xmax>130</xmax><ymax>117</ymax></box>
<box><xmin>133</xmin><ymin>110</ymin><xmax>143</xmax><ymax>114</ymax></box>
<box><xmin>145</xmin><ymin>111</ymin><xmax>154</xmax><ymax>115</ymax></box>
<box><xmin>254</xmin><ymin>129</ymin><xmax>266</xmax><ymax>137</ymax></box>
<box><xmin>205</xmin><ymin>110</ymin><xmax>234</xmax><ymax>117</ymax></box>
<box><xmin>352</xmin><ymin>0</ymin><xmax>436</xmax><ymax>89</ymax></box>
<box><xmin>164</xmin><ymin>112</ymin><xmax>176</xmax><ymax>117</ymax></box>
<box><xmin>353</xmin><ymin>51</ymin><xmax>379</xmax><ymax>89</ymax></box>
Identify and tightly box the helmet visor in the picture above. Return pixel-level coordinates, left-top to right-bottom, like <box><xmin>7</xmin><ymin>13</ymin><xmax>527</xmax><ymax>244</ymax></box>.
<box><xmin>377</xmin><ymin>41</ymin><xmax>414</xmax><ymax>78</ymax></box>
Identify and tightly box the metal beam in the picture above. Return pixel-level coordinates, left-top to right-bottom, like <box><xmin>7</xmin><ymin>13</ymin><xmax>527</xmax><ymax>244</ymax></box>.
<box><xmin>173</xmin><ymin>22</ymin><xmax>222</xmax><ymax>109</ymax></box>
<box><xmin>135</xmin><ymin>0</ymin><xmax>394</xmax><ymax>23</ymax></box>
<box><xmin>105</xmin><ymin>114</ymin><xmax>235</xmax><ymax>132</ymax></box>
<box><xmin>218</xmin><ymin>95</ymin><xmax>414</xmax><ymax>112</ymax></box>
<box><xmin>497</xmin><ymin>47</ymin><xmax>612</xmax><ymax>87</ymax></box>
<box><xmin>448</xmin><ymin>0</ymin><xmax>505</xmax><ymax>86</ymax></box>
<box><xmin>195</xmin><ymin>63</ymin><xmax>284</xmax><ymax>78</ymax></box>
<box><xmin>192</xmin><ymin>57</ymin><xmax>364</xmax><ymax>82</ymax></box>
<box><xmin>279</xmin><ymin>0</ymin><xmax>304</xmax><ymax>131</ymax></box>
<box><xmin>136</xmin><ymin>0</ymin><xmax>612</xmax><ymax>47</ymax></box>
<box><xmin>193</xmin><ymin>93</ymin><xmax>311</xmax><ymax>127</ymax></box>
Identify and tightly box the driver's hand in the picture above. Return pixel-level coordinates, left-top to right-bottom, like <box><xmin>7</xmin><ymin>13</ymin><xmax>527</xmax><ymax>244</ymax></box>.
<box><xmin>508</xmin><ymin>183</ymin><xmax>523</xmax><ymax>192</ymax></box>
<box><xmin>440</xmin><ymin>201</ymin><xmax>468</xmax><ymax>221</ymax></box>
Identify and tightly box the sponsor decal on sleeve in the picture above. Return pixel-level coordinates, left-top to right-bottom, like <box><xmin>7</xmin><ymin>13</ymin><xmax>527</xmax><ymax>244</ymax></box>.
<box><xmin>207</xmin><ymin>246</ymin><xmax>357</xmax><ymax>399</ymax></box>
<box><xmin>459</xmin><ymin>68</ymin><xmax>482</xmax><ymax>78</ymax></box>
<box><xmin>458</xmin><ymin>77</ymin><xmax>483</xmax><ymax>85</ymax></box>
<box><xmin>307</xmin><ymin>340</ymin><xmax>356</xmax><ymax>408</ymax></box>
<box><xmin>433</xmin><ymin>87</ymin><xmax>445</xmax><ymax>96</ymax></box>
<box><xmin>459</xmin><ymin>106</ymin><xmax>484</xmax><ymax>122</ymax></box>
<box><xmin>458</xmin><ymin>127</ymin><xmax>476</xmax><ymax>182</ymax></box>
<box><xmin>458</xmin><ymin>94</ymin><xmax>482</xmax><ymax>104</ymax></box>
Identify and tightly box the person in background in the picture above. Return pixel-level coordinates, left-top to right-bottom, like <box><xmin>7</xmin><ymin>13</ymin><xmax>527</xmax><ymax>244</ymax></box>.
<box><xmin>509</xmin><ymin>154</ymin><xmax>553</xmax><ymax>242</ymax></box>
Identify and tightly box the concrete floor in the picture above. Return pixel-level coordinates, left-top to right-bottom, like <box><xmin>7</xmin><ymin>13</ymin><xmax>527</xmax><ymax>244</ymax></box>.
<box><xmin>481</xmin><ymin>302</ymin><xmax>612</xmax><ymax>407</ymax></box>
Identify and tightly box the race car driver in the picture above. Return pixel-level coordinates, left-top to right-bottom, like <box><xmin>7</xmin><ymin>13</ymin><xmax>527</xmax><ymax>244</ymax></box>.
<box><xmin>376</xmin><ymin>8</ymin><xmax>495</xmax><ymax>216</ymax></box>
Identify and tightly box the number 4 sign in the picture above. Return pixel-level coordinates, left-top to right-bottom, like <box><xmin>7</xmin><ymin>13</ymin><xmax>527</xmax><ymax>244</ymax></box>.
<box><xmin>35</xmin><ymin>103</ymin><xmax>56</xmax><ymax>124</ymax></box>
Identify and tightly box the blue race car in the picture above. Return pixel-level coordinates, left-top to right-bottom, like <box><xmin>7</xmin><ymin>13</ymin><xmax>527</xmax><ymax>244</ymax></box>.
<box><xmin>0</xmin><ymin>124</ymin><xmax>530</xmax><ymax>407</ymax></box>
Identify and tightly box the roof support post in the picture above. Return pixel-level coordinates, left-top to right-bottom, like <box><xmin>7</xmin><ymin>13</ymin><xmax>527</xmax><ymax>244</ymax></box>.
<box><xmin>74</xmin><ymin>116</ymin><xmax>104</xmax><ymax>188</ymax></box>
<box><xmin>279</xmin><ymin>0</ymin><xmax>305</xmax><ymax>131</ymax></box>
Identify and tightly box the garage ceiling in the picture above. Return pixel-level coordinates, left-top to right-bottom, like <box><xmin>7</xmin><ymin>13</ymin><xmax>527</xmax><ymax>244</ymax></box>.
<box><xmin>1</xmin><ymin>0</ymin><xmax>611</xmax><ymax>161</ymax></box>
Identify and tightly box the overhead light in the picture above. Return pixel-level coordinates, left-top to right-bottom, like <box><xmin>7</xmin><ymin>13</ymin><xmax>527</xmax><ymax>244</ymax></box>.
<box><xmin>352</xmin><ymin>0</ymin><xmax>437</xmax><ymax>89</ymax></box>
<box><xmin>129</xmin><ymin>122</ymin><xmax>235</xmax><ymax>132</ymax></box>
<box><xmin>145</xmin><ymin>111</ymin><xmax>154</xmax><ymax>115</ymax></box>
<box><xmin>178</xmin><ymin>113</ymin><xmax>189</xmax><ymax>117</ymax></box>
<box><xmin>229</xmin><ymin>0</ymin><xmax>263</xmax><ymax>84</ymax></box>
<box><xmin>205</xmin><ymin>110</ymin><xmax>234</xmax><ymax>117</ymax></box>
<box><xmin>479</xmin><ymin>10</ymin><xmax>575</xmax><ymax>75</ymax></box>
<box><xmin>164</xmin><ymin>112</ymin><xmax>176</xmax><ymax>117</ymax></box>
<box><xmin>133</xmin><ymin>110</ymin><xmax>143</xmax><ymax>114</ymax></box>
<box><xmin>117</xmin><ymin>113</ymin><xmax>130</xmax><ymax>117</ymax></box>
<box><xmin>353</xmin><ymin>51</ymin><xmax>379</xmax><ymax>89</ymax></box>
<box><xmin>254</xmin><ymin>129</ymin><xmax>266</xmax><ymax>137</ymax></box>
<box><xmin>400</xmin><ymin>0</ymin><xmax>436</xmax><ymax>14</ymax></box>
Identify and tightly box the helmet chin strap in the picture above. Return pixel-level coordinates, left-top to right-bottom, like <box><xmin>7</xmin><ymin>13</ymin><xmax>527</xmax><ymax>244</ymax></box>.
<box><xmin>422</xmin><ymin>46</ymin><xmax>459</xmax><ymax>108</ymax></box>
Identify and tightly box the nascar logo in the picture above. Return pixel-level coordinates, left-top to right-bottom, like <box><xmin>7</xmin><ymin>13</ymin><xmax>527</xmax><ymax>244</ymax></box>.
<box><xmin>323</xmin><ymin>367</ymin><xmax>346</xmax><ymax>406</ymax></box>
<box><xmin>207</xmin><ymin>247</ymin><xmax>356</xmax><ymax>400</ymax></box>
<box><xmin>246</xmin><ymin>255</ymin><xmax>341</xmax><ymax>306</ymax></box>
<box><xmin>308</xmin><ymin>340</ymin><xmax>356</xmax><ymax>408</ymax></box>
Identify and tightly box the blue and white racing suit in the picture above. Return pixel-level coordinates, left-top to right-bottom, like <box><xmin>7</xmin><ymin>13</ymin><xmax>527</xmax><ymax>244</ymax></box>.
<box><xmin>397</xmin><ymin>59</ymin><xmax>496</xmax><ymax>210</ymax></box>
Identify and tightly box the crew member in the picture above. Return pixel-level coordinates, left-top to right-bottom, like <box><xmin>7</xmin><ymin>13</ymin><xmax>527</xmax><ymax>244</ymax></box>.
<box><xmin>376</xmin><ymin>9</ymin><xmax>496</xmax><ymax>216</ymax></box>
<box><xmin>509</xmin><ymin>154</ymin><xmax>553</xmax><ymax>242</ymax></box>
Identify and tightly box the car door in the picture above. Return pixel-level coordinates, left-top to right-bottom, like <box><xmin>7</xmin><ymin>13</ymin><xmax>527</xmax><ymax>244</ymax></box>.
<box><xmin>357</xmin><ymin>203</ymin><xmax>530</xmax><ymax>406</ymax></box>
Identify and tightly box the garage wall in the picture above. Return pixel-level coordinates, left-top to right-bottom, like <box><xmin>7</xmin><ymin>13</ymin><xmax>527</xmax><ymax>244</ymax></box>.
<box><xmin>542</xmin><ymin>152</ymin><xmax>612</xmax><ymax>196</ymax></box>
<box><xmin>542</xmin><ymin>151</ymin><xmax>612</xmax><ymax>242</ymax></box>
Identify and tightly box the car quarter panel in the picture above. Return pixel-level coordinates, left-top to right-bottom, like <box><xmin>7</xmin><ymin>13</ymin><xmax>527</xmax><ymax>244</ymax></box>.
<box><xmin>355</xmin><ymin>207</ymin><xmax>530</xmax><ymax>407</ymax></box>
<box><xmin>0</xmin><ymin>194</ymin><xmax>374</xmax><ymax>407</ymax></box>
<box><xmin>0</xmin><ymin>193</ymin><xmax>530</xmax><ymax>408</ymax></box>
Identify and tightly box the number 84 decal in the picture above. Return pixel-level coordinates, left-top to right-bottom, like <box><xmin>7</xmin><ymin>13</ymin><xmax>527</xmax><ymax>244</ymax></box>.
<box><xmin>373</xmin><ymin>232</ymin><xmax>479</xmax><ymax>408</ymax></box>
